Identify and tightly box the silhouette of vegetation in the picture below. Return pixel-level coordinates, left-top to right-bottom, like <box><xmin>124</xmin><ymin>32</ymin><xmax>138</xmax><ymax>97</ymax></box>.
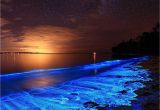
<box><xmin>112</xmin><ymin>23</ymin><xmax>159</xmax><ymax>55</ymax></box>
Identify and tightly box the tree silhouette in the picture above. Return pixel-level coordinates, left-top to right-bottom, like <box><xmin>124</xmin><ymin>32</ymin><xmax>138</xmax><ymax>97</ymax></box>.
<box><xmin>112</xmin><ymin>23</ymin><xmax>159</xmax><ymax>55</ymax></box>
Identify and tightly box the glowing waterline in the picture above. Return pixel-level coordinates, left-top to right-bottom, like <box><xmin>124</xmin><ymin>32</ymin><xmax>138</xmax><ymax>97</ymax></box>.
<box><xmin>1</xmin><ymin>56</ymin><xmax>151</xmax><ymax>110</ymax></box>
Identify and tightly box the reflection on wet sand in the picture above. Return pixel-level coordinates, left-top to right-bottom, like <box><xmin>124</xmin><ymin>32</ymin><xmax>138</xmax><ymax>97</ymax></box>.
<box><xmin>23</xmin><ymin>75</ymin><xmax>56</xmax><ymax>89</ymax></box>
<box><xmin>93</xmin><ymin>51</ymin><xmax>97</xmax><ymax>74</ymax></box>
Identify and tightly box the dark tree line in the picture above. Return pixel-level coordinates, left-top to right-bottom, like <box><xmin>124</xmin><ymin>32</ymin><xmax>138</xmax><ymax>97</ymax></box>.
<box><xmin>112</xmin><ymin>23</ymin><xmax>159</xmax><ymax>55</ymax></box>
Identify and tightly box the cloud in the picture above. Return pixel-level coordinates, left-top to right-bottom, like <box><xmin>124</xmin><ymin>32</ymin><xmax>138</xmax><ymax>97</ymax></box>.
<box><xmin>1</xmin><ymin>0</ymin><xmax>158</xmax><ymax>52</ymax></box>
<box><xmin>0</xmin><ymin>18</ymin><xmax>15</xmax><ymax>39</ymax></box>
<box><xmin>1</xmin><ymin>0</ymin><xmax>12</xmax><ymax>3</ymax></box>
<box><xmin>21</xmin><ymin>25</ymin><xmax>81</xmax><ymax>43</ymax></box>
<box><xmin>0</xmin><ymin>17</ymin><xmax>10</xmax><ymax>27</ymax></box>
<box><xmin>1</xmin><ymin>0</ymin><xmax>13</xmax><ymax>12</ymax></box>
<box><xmin>1</xmin><ymin>25</ymin><xmax>83</xmax><ymax>52</ymax></box>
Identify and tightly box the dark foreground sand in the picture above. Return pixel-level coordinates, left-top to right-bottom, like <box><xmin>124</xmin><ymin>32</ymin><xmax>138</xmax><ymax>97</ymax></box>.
<box><xmin>135</xmin><ymin>56</ymin><xmax>159</xmax><ymax>110</ymax></box>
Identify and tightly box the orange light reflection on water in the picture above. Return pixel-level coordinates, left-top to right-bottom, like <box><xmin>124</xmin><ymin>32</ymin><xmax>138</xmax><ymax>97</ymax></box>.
<box><xmin>23</xmin><ymin>75</ymin><xmax>57</xmax><ymax>89</ymax></box>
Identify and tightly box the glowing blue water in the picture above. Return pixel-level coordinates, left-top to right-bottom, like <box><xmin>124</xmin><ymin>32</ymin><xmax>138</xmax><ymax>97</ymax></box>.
<box><xmin>0</xmin><ymin>56</ymin><xmax>151</xmax><ymax>110</ymax></box>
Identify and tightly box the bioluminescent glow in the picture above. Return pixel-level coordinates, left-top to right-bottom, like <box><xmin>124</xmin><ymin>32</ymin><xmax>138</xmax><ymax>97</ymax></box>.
<box><xmin>0</xmin><ymin>56</ymin><xmax>151</xmax><ymax>110</ymax></box>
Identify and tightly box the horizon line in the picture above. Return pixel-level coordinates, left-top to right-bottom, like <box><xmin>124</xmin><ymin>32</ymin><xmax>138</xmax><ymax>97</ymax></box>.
<box><xmin>0</xmin><ymin>51</ymin><xmax>111</xmax><ymax>54</ymax></box>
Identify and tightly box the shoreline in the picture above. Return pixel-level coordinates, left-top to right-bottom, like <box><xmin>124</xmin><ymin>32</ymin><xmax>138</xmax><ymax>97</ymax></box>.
<box><xmin>1</xmin><ymin>56</ymin><xmax>159</xmax><ymax>110</ymax></box>
<box><xmin>99</xmin><ymin>56</ymin><xmax>159</xmax><ymax>110</ymax></box>
<box><xmin>134</xmin><ymin>56</ymin><xmax>159</xmax><ymax>110</ymax></box>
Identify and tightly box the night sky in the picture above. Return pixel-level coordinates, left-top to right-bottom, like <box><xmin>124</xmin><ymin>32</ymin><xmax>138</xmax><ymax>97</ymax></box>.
<box><xmin>1</xmin><ymin>0</ymin><xmax>159</xmax><ymax>53</ymax></box>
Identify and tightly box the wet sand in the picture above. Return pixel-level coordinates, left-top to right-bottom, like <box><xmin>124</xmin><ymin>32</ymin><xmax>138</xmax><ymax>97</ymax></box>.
<box><xmin>109</xmin><ymin>56</ymin><xmax>159</xmax><ymax>110</ymax></box>
<box><xmin>135</xmin><ymin>56</ymin><xmax>159</xmax><ymax>110</ymax></box>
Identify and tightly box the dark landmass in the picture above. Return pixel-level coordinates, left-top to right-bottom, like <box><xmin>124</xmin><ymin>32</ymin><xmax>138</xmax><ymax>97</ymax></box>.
<box><xmin>112</xmin><ymin>23</ymin><xmax>159</xmax><ymax>56</ymax></box>
<box><xmin>111</xmin><ymin>54</ymin><xmax>143</xmax><ymax>59</ymax></box>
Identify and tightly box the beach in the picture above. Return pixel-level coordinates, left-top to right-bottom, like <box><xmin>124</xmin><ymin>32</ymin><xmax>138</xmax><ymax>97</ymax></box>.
<box><xmin>109</xmin><ymin>56</ymin><xmax>159</xmax><ymax>110</ymax></box>
<box><xmin>135</xmin><ymin>56</ymin><xmax>159</xmax><ymax>110</ymax></box>
<box><xmin>1</xmin><ymin>56</ymin><xmax>157</xmax><ymax>110</ymax></box>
